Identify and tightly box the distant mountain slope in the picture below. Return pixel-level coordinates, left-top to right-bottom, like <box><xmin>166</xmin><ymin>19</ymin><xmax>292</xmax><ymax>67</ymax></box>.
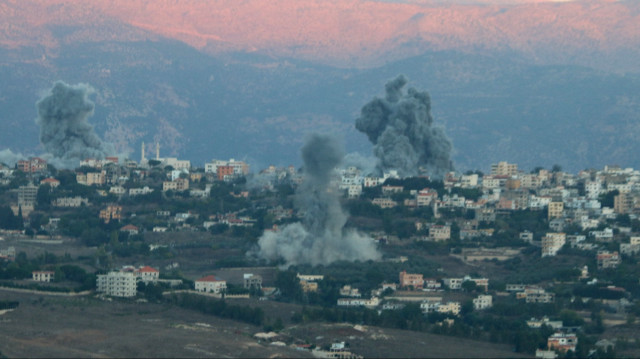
<box><xmin>1</xmin><ymin>0</ymin><xmax>639</xmax><ymax>72</ymax></box>
<box><xmin>1</xmin><ymin>38</ymin><xmax>639</xmax><ymax>173</ymax></box>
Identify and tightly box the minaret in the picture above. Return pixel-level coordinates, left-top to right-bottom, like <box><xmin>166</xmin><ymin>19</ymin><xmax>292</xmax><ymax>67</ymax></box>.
<box><xmin>141</xmin><ymin>142</ymin><xmax>146</xmax><ymax>163</ymax></box>
<box><xmin>156</xmin><ymin>142</ymin><xmax>160</xmax><ymax>160</ymax></box>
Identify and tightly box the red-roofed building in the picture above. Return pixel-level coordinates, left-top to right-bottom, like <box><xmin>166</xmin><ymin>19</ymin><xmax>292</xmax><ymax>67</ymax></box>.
<box><xmin>135</xmin><ymin>266</ymin><xmax>159</xmax><ymax>282</ymax></box>
<box><xmin>195</xmin><ymin>275</ymin><xmax>227</xmax><ymax>294</ymax></box>
<box><xmin>120</xmin><ymin>224</ymin><xmax>140</xmax><ymax>235</ymax></box>
<box><xmin>39</xmin><ymin>177</ymin><xmax>60</xmax><ymax>188</ymax></box>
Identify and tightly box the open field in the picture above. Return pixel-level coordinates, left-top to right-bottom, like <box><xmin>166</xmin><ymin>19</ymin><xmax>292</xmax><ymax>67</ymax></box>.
<box><xmin>0</xmin><ymin>288</ymin><xmax>531</xmax><ymax>358</ymax></box>
<box><xmin>0</xmin><ymin>290</ymin><xmax>311</xmax><ymax>358</ymax></box>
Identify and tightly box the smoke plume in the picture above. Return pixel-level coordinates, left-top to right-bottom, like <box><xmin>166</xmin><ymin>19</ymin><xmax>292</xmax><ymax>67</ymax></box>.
<box><xmin>0</xmin><ymin>149</ymin><xmax>25</xmax><ymax>167</ymax></box>
<box><xmin>251</xmin><ymin>134</ymin><xmax>380</xmax><ymax>267</ymax></box>
<box><xmin>36</xmin><ymin>81</ymin><xmax>115</xmax><ymax>168</ymax></box>
<box><xmin>355</xmin><ymin>75</ymin><xmax>453</xmax><ymax>178</ymax></box>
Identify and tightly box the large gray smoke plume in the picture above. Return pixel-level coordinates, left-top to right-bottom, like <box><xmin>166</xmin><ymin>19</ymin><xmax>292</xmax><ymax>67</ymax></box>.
<box><xmin>356</xmin><ymin>75</ymin><xmax>453</xmax><ymax>178</ymax></box>
<box><xmin>36</xmin><ymin>81</ymin><xmax>114</xmax><ymax>168</ymax></box>
<box><xmin>251</xmin><ymin>134</ymin><xmax>380</xmax><ymax>267</ymax></box>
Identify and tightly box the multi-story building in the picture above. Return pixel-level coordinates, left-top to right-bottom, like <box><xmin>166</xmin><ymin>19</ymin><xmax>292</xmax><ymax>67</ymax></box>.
<box><xmin>491</xmin><ymin>161</ymin><xmax>518</xmax><ymax>176</ymax></box>
<box><xmin>129</xmin><ymin>186</ymin><xmax>154</xmax><ymax>196</ymax></box>
<box><xmin>542</xmin><ymin>232</ymin><xmax>566</xmax><ymax>257</ymax></box>
<box><xmin>416</xmin><ymin>188</ymin><xmax>438</xmax><ymax>207</ymax></box>
<box><xmin>18</xmin><ymin>184</ymin><xmax>38</xmax><ymax>206</ymax></box>
<box><xmin>194</xmin><ymin>275</ymin><xmax>227</xmax><ymax>294</ymax></box>
<box><xmin>547</xmin><ymin>202</ymin><xmax>564</xmax><ymax>220</ymax></box>
<box><xmin>428</xmin><ymin>225</ymin><xmax>451</xmax><ymax>241</ymax></box>
<box><xmin>460</xmin><ymin>174</ymin><xmax>478</xmax><ymax>188</ymax></box>
<box><xmin>473</xmin><ymin>294</ymin><xmax>493</xmax><ymax>310</ymax></box>
<box><xmin>597</xmin><ymin>251</ymin><xmax>621</xmax><ymax>270</ymax></box>
<box><xmin>518</xmin><ymin>287</ymin><xmax>555</xmax><ymax>303</ymax></box>
<box><xmin>337</xmin><ymin>297</ymin><xmax>380</xmax><ymax>309</ymax></box>
<box><xmin>32</xmin><ymin>271</ymin><xmax>54</xmax><ymax>282</ymax></box>
<box><xmin>134</xmin><ymin>266</ymin><xmax>159</xmax><ymax>282</ymax></box>
<box><xmin>243</xmin><ymin>273</ymin><xmax>262</xmax><ymax>290</ymax></box>
<box><xmin>443</xmin><ymin>278</ymin><xmax>463</xmax><ymax>290</ymax></box>
<box><xmin>162</xmin><ymin>178</ymin><xmax>189</xmax><ymax>192</ymax></box>
<box><xmin>99</xmin><ymin>205</ymin><xmax>122</xmax><ymax>223</ymax></box>
<box><xmin>437</xmin><ymin>302</ymin><xmax>461</xmax><ymax>316</ymax></box>
<box><xmin>18</xmin><ymin>157</ymin><xmax>47</xmax><ymax>173</ymax></box>
<box><xmin>614</xmin><ymin>193</ymin><xmax>634</xmax><ymax>214</ymax></box>
<box><xmin>52</xmin><ymin>196</ymin><xmax>89</xmax><ymax>208</ymax></box>
<box><xmin>97</xmin><ymin>271</ymin><xmax>137</xmax><ymax>297</ymax></box>
<box><xmin>372</xmin><ymin>198</ymin><xmax>397</xmax><ymax>208</ymax></box>
<box><xmin>399</xmin><ymin>271</ymin><xmax>424</xmax><ymax>289</ymax></box>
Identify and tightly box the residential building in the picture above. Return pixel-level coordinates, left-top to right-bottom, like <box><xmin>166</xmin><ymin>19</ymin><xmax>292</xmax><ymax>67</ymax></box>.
<box><xmin>300</xmin><ymin>280</ymin><xmax>319</xmax><ymax>293</ymax></box>
<box><xmin>527</xmin><ymin>317</ymin><xmax>563</xmax><ymax>330</ymax></box>
<box><xmin>96</xmin><ymin>271</ymin><xmax>137</xmax><ymax>297</ymax></box>
<box><xmin>372</xmin><ymin>198</ymin><xmax>397</xmax><ymax>208</ymax></box>
<box><xmin>18</xmin><ymin>157</ymin><xmax>47</xmax><ymax>173</ymax></box>
<box><xmin>428</xmin><ymin>225</ymin><xmax>451</xmax><ymax>241</ymax></box>
<box><xmin>52</xmin><ymin>196</ymin><xmax>89</xmax><ymax>208</ymax></box>
<box><xmin>460</xmin><ymin>174</ymin><xmax>478</xmax><ymax>188</ymax></box>
<box><xmin>547</xmin><ymin>202</ymin><xmax>564</xmax><ymax>220</ymax></box>
<box><xmin>120</xmin><ymin>224</ymin><xmax>140</xmax><ymax>236</ymax></box>
<box><xmin>416</xmin><ymin>188</ymin><xmax>438</xmax><ymax>207</ymax></box>
<box><xmin>491</xmin><ymin>161</ymin><xmax>518</xmax><ymax>176</ymax></box>
<box><xmin>339</xmin><ymin>285</ymin><xmax>361</xmax><ymax>298</ymax></box>
<box><xmin>39</xmin><ymin>177</ymin><xmax>60</xmax><ymax>188</ymax></box>
<box><xmin>163</xmin><ymin>178</ymin><xmax>189</xmax><ymax>192</ymax></box>
<box><xmin>337</xmin><ymin>297</ymin><xmax>379</xmax><ymax>309</ymax></box>
<box><xmin>296</xmin><ymin>274</ymin><xmax>324</xmax><ymax>282</ymax></box>
<box><xmin>243</xmin><ymin>273</ymin><xmax>262</xmax><ymax>290</ymax></box>
<box><xmin>464</xmin><ymin>276</ymin><xmax>489</xmax><ymax>292</ymax></box>
<box><xmin>99</xmin><ymin>205</ymin><xmax>122</xmax><ymax>223</ymax></box>
<box><xmin>109</xmin><ymin>186</ymin><xmax>126</xmax><ymax>195</ymax></box>
<box><xmin>399</xmin><ymin>271</ymin><xmax>424</xmax><ymax>289</ymax></box>
<box><xmin>129</xmin><ymin>186</ymin><xmax>154</xmax><ymax>196</ymax></box>
<box><xmin>597</xmin><ymin>251</ymin><xmax>621</xmax><ymax>270</ymax></box>
<box><xmin>195</xmin><ymin>275</ymin><xmax>227</xmax><ymax>294</ymax></box>
<box><xmin>547</xmin><ymin>333</ymin><xmax>577</xmax><ymax>353</ymax></box>
<box><xmin>437</xmin><ymin>302</ymin><xmax>461</xmax><ymax>316</ymax></box>
<box><xmin>473</xmin><ymin>294</ymin><xmax>493</xmax><ymax>310</ymax></box>
<box><xmin>382</xmin><ymin>185</ymin><xmax>403</xmax><ymax>194</ymax></box>
<box><xmin>518</xmin><ymin>287</ymin><xmax>555</xmax><ymax>303</ymax></box>
<box><xmin>590</xmin><ymin>228</ymin><xmax>614</xmax><ymax>242</ymax></box>
<box><xmin>444</xmin><ymin>278</ymin><xmax>463</xmax><ymax>290</ymax></box>
<box><xmin>542</xmin><ymin>232</ymin><xmax>566</xmax><ymax>257</ymax></box>
<box><xmin>18</xmin><ymin>184</ymin><xmax>38</xmax><ymax>206</ymax></box>
<box><xmin>32</xmin><ymin>271</ymin><xmax>54</xmax><ymax>282</ymax></box>
<box><xmin>134</xmin><ymin>266</ymin><xmax>159</xmax><ymax>282</ymax></box>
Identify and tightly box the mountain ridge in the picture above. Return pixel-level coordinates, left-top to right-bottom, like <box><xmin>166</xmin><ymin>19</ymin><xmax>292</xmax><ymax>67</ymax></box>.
<box><xmin>1</xmin><ymin>0</ymin><xmax>639</xmax><ymax>71</ymax></box>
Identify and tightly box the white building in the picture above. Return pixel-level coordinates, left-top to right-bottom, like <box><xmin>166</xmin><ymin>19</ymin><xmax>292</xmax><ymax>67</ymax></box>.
<box><xmin>337</xmin><ymin>297</ymin><xmax>380</xmax><ymax>309</ymax></box>
<box><xmin>195</xmin><ymin>275</ymin><xmax>227</xmax><ymax>294</ymax></box>
<box><xmin>32</xmin><ymin>271</ymin><xmax>54</xmax><ymax>282</ymax></box>
<box><xmin>473</xmin><ymin>294</ymin><xmax>493</xmax><ymax>310</ymax></box>
<box><xmin>97</xmin><ymin>271</ymin><xmax>137</xmax><ymax>297</ymax></box>
<box><xmin>129</xmin><ymin>186</ymin><xmax>154</xmax><ymax>196</ymax></box>
<box><xmin>135</xmin><ymin>266</ymin><xmax>160</xmax><ymax>282</ymax></box>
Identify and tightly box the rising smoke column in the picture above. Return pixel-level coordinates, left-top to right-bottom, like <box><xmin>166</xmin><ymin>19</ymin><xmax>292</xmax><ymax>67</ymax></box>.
<box><xmin>355</xmin><ymin>75</ymin><xmax>453</xmax><ymax>178</ymax></box>
<box><xmin>252</xmin><ymin>134</ymin><xmax>381</xmax><ymax>267</ymax></box>
<box><xmin>35</xmin><ymin>81</ymin><xmax>114</xmax><ymax>168</ymax></box>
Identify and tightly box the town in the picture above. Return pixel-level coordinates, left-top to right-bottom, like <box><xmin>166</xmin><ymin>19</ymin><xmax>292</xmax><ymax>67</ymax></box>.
<box><xmin>1</xmin><ymin>148</ymin><xmax>639</xmax><ymax>358</ymax></box>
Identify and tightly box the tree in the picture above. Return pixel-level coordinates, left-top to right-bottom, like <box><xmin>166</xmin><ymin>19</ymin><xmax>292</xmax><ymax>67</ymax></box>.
<box><xmin>461</xmin><ymin>280</ymin><xmax>477</xmax><ymax>293</ymax></box>
<box><xmin>37</xmin><ymin>184</ymin><xmax>52</xmax><ymax>207</ymax></box>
